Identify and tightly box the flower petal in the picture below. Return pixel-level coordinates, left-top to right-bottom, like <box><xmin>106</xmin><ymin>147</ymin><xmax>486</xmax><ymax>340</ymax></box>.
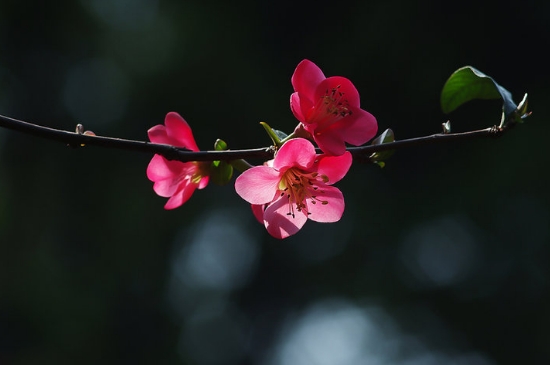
<box><xmin>152</xmin><ymin>178</ymin><xmax>180</xmax><ymax>198</ymax></box>
<box><xmin>291</xmin><ymin>59</ymin><xmax>326</xmax><ymax>99</ymax></box>
<box><xmin>235</xmin><ymin>166</ymin><xmax>281</xmax><ymax>204</ymax></box>
<box><xmin>164</xmin><ymin>182</ymin><xmax>198</xmax><ymax>210</ymax></box>
<box><xmin>273</xmin><ymin>138</ymin><xmax>316</xmax><ymax>171</ymax></box>
<box><xmin>307</xmin><ymin>185</ymin><xmax>345</xmax><ymax>223</ymax></box>
<box><xmin>251</xmin><ymin>204</ymin><xmax>265</xmax><ymax>224</ymax></box>
<box><xmin>290</xmin><ymin>92</ymin><xmax>307</xmax><ymax>124</ymax></box>
<box><xmin>338</xmin><ymin>109</ymin><xmax>378</xmax><ymax>146</ymax></box>
<box><xmin>315</xmin><ymin>152</ymin><xmax>352</xmax><ymax>184</ymax></box>
<box><xmin>263</xmin><ymin>196</ymin><xmax>308</xmax><ymax>239</ymax></box>
<box><xmin>312</xmin><ymin>130</ymin><xmax>346</xmax><ymax>156</ymax></box>
<box><xmin>147</xmin><ymin>125</ymin><xmax>169</xmax><ymax>144</ymax></box>
<box><xmin>147</xmin><ymin>154</ymin><xmax>183</xmax><ymax>181</ymax></box>
<box><xmin>198</xmin><ymin>175</ymin><xmax>209</xmax><ymax>189</ymax></box>
<box><xmin>164</xmin><ymin>112</ymin><xmax>200</xmax><ymax>151</ymax></box>
<box><xmin>316</xmin><ymin>76</ymin><xmax>360</xmax><ymax>108</ymax></box>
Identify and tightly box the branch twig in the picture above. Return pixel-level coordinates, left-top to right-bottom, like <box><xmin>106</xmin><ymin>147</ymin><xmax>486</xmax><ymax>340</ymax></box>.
<box><xmin>0</xmin><ymin>114</ymin><xmax>508</xmax><ymax>163</ymax></box>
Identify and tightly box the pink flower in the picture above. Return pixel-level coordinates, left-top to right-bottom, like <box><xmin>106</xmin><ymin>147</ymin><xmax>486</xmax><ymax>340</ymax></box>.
<box><xmin>146</xmin><ymin>112</ymin><xmax>209</xmax><ymax>209</ymax></box>
<box><xmin>235</xmin><ymin>138</ymin><xmax>352</xmax><ymax>239</ymax></box>
<box><xmin>290</xmin><ymin>59</ymin><xmax>378</xmax><ymax>156</ymax></box>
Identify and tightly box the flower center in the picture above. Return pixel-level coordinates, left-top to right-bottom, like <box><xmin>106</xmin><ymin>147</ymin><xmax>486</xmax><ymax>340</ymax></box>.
<box><xmin>175</xmin><ymin>162</ymin><xmax>204</xmax><ymax>186</ymax></box>
<box><xmin>278</xmin><ymin>167</ymin><xmax>329</xmax><ymax>218</ymax></box>
<box><xmin>310</xmin><ymin>85</ymin><xmax>352</xmax><ymax>133</ymax></box>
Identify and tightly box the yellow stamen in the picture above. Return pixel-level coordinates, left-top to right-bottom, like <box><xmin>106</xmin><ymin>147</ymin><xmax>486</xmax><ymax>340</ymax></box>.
<box><xmin>279</xmin><ymin>167</ymin><xmax>329</xmax><ymax>218</ymax></box>
<box><xmin>309</xmin><ymin>85</ymin><xmax>352</xmax><ymax>132</ymax></box>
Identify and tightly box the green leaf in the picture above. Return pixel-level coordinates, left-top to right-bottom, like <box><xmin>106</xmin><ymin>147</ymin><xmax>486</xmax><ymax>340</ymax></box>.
<box><xmin>212</xmin><ymin>139</ymin><xmax>229</xmax><ymax>167</ymax></box>
<box><xmin>273</xmin><ymin>129</ymin><xmax>288</xmax><ymax>141</ymax></box>
<box><xmin>369</xmin><ymin>128</ymin><xmax>395</xmax><ymax>167</ymax></box>
<box><xmin>441</xmin><ymin>66</ymin><xmax>517</xmax><ymax>124</ymax></box>
<box><xmin>260</xmin><ymin>122</ymin><xmax>283</xmax><ymax>147</ymax></box>
<box><xmin>214</xmin><ymin>139</ymin><xmax>228</xmax><ymax>151</ymax></box>
<box><xmin>371</xmin><ymin>128</ymin><xmax>394</xmax><ymax>145</ymax></box>
<box><xmin>210</xmin><ymin>160</ymin><xmax>233</xmax><ymax>185</ymax></box>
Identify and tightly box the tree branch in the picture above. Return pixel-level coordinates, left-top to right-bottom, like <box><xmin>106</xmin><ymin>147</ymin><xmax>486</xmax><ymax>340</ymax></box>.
<box><xmin>0</xmin><ymin>114</ymin><xmax>510</xmax><ymax>163</ymax></box>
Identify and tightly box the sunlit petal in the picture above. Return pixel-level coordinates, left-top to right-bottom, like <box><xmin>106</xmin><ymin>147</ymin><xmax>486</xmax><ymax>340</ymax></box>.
<box><xmin>315</xmin><ymin>152</ymin><xmax>352</xmax><ymax>184</ymax></box>
<box><xmin>273</xmin><ymin>138</ymin><xmax>316</xmax><ymax>171</ymax></box>
<box><xmin>307</xmin><ymin>186</ymin><xmax>345</xmax><ymax>223</ymax></box>
<box><xmin>235</xmin><ymin>167</ymin><xmax>281</xmax><ymax>204</ymax></box>
<box><xmin>164</xmin><ymin>112</ymin><xmax>200</xmax><ymax>151</ymax></box>
<box><xmin>291</xmin><ymin>59</ymin><xmax>326</xmax><ymax>98</ymax></box>
<box><xmin>264</xmin><ymin>197</ymin><xmax>308</xmax><ymax>239</ymax></box>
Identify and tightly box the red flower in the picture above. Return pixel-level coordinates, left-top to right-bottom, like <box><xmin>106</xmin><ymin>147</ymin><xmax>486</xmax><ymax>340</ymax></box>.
<box><xmin>235</xmin><ymin>138</ymin><xmax>351</xmax><ymax>239</ymax></box>
<box><xmin>290</xmin><ymin>59</ymin><xmax>378</xmax><ymax>155</ymax></box>
<box><xmin>146</xmin><ymin>112</ymin><xmax>209</xmax><ymax>209</ymax></box>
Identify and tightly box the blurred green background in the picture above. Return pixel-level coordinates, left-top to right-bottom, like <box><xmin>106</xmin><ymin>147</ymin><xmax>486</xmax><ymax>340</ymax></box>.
<box><xmin>1</xmin><ymin>1</ymin><xmax>549</xmax><ymax>364</ymax></box>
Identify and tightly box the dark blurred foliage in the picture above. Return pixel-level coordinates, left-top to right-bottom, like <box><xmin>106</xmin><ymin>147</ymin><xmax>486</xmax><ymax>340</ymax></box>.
<box><xmin>0</xmin><ymin>0</ymin><xmax>549</xmax><ymax>364</ymax></box>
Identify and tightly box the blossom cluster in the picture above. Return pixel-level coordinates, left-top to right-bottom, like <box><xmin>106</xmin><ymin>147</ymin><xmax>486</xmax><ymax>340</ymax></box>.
<box><xmin>146</xmin><ymin>60</ymin><xmax>378</xmax><ymax>239</ymax></box>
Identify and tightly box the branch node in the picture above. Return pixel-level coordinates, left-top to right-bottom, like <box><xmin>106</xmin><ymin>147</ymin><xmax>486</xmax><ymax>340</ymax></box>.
<box><xmin>70</xmin><ymin>123</ymin><xmax>96</xmax><ymax>147</ymax></box>
<box><xmin>489</xmin><ymin>125</ymin><xmax>504</xmax><ymax>137</ymax></box>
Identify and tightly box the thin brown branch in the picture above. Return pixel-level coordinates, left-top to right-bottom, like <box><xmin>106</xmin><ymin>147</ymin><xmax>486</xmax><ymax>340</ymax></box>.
<box><xmin>0</xmin><ymin>114</ymin><xmax>509</xmax><ymax>163</ymax></box>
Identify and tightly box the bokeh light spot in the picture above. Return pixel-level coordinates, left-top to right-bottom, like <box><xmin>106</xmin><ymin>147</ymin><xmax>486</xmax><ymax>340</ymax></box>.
<box><xmin>399</xmin><ymin>215</ymin><xmax>481</xmax><ymax>289</ymax></box>
<box><xmin>172</xmin><ymin>207</ymin><xmax>260</xmax><ymax>291</ymax></box>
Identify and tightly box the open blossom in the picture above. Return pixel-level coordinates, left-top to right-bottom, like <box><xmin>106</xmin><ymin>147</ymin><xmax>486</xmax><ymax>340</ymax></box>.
<box><xmin>290</xmin><ymin>59</ymin><xmax>378</xmax><ymax>156</ymax></box>
<box><xmin>146</xmin><ymin>112</ymin><xmax>209</xmax><ymax>209</ymax></box>
<box><xmin>235</xmin><ymin>138</ymin><xmax>352</xmax><ymax>239</ymax></box>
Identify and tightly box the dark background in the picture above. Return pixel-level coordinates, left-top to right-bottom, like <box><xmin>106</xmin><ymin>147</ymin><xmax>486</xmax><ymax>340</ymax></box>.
<box><xmin>1</xmin><ymin>1</ymin><xmax>549</xmax><ymax>364</ymax></box>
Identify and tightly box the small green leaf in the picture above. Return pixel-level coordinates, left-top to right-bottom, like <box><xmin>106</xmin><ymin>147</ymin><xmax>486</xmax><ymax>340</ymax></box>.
<box><xmin>371</xmin><ymin>128</ymin><xmax>394</xmax><ymax>145</ymax></box>
<box><xmin>210</xmin><ymin>160</ymin><xmax>233</xmax><ymax>185</ymax></box>
<box><xmin>369</xmin><ymin>128</ymin><xmax>395</xmax><ymax>167</ymax></box>
<box><xmin>260</xmin><ymin>122</ymin><xmax>284</xmax><ymax>147</ymax></box>
<box><xmin>441</xmin><ymin>66</ymin><xmax>517</xmax><ymax>126</ymax></box>
<box><xmin>214</xmin><ymin>139</ymin><xmax>228</xmax><ymax>151</ymax></box>
<box><xmin>273</xmin><ymin>129</ymin><xmax>288</xmax><ymax>141</ymax></box>
<box><xmin>212</xmin><ymin>139</ymin><xmax>229</xmax><ymax>167</ymax></box>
